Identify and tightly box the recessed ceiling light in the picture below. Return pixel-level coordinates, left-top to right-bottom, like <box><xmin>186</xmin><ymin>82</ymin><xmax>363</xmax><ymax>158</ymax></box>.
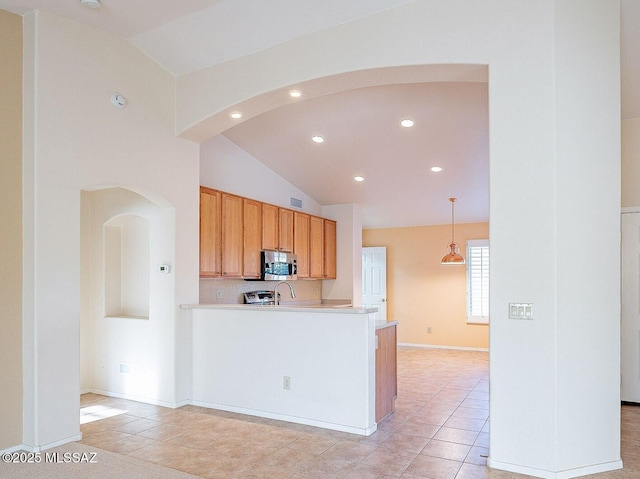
<box><xmin>431</xmin><ymin>166</ymin><xmax>443</xmax><ymax>172</ymax></box>
<box><xmin>312</xmin><ymin>136</ymin><xmax>324</xmax><ymax>143</ymax></box>
<box><xmin>400</xmin><ymin>119</ymin><xmax>414</xmax><ymax>128</ymax></box>
<box><xmin>289</xmin><ymin>90</ymin><xmax>302</xmax><ymax>98</ymax></box>
<box><xmin>354</xmin><ymin>176</ymin><xmax>365</xmax><ymax>182</ymax></box>
<box><xmin>230</xmin><ymin>111</ymin><xmax>242</xmax><ymax>119</ymax></box>
<box><xmin>80</xmin><ymin>0</ymin><xmax>102</xmax><ymax>8</ymax></box>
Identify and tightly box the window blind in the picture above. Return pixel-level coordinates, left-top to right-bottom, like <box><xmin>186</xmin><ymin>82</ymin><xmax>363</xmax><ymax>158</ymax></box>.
<box><xmin>467</xmin><ymin>239</ymin><xmax>489</xmax><ymax>323</ymax></box>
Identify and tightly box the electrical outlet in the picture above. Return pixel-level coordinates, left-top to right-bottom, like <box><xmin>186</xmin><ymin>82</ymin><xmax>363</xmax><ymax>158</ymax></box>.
<box><xmin>216</xmin><ymin>290</ymin><xmax>222</xmax><ymax>300</ymax></box>
<box><xmin>283</xmin><ymin>376</ymin><xmax>291</xmax><ymax>390</ymax></box>
<box><xmin>427</xmin><ymin>327</ymin><xmax>432</xmax><ymax>334</ymax></box>
<box><xmin>119</xmin><ymin>363</ymin><xmax>131</xmax><ymax>374</ymax></box>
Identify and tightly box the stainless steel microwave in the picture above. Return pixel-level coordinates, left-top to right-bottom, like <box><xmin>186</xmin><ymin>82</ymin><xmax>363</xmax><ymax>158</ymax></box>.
<box><xmin>262</xmin><ymin>250</ymin><xmax>297</xmax><ymax>280</ymax></box>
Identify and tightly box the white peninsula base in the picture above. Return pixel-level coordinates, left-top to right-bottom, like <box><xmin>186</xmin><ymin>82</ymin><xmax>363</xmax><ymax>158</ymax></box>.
<box><xmin>183</xmin><ymin>304</ymin><xmax>380</xmax><ymax>436</ymax></box>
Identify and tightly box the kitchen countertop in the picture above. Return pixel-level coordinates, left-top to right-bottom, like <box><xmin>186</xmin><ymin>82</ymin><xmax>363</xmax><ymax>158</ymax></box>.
<box><xmin>375</xmin><ymin>320</ymin><xmax>398</xmax><ymax>330</ymax></box>
<box><xmin>181</xmin><ymin>303</ymin><xmax>378</xmax><ymax>314</ymax></box>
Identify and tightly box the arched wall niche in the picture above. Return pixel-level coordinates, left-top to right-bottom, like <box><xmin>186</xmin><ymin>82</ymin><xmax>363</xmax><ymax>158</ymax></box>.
<box><xmin>103</xmin><ymin>213</ymin><xmax>150</xmax><ymax>319</ymax></box>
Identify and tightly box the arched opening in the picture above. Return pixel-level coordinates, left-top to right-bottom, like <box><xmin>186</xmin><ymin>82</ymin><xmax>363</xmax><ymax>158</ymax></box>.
<box><xmin>80</xmin><ymin>186</ymin><xmax>175</xmax><ymax>407</ymax></box>
<box><xmin>196</xmin><ymin>66</ymin><xmax>491</xmax><ymax>453</ymax></box>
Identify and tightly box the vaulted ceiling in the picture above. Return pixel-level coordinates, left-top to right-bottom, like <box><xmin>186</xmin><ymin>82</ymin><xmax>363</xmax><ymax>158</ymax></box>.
<box><xmin>2</xmin><ymin>0</ymin><xmax>636</xmax><ymax>228</ymax></box>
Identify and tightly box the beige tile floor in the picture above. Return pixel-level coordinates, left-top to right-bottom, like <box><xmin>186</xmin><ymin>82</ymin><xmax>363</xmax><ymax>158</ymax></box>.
<box><xmin>80</xmin><ymin>347</ymin><xmax>639</xmax><ymax>479</ymax></box>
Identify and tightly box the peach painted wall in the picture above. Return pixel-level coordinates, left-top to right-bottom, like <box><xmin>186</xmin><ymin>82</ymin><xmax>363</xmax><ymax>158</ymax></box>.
<box><xmin>363</xmin><ymin>222</ymin><xmax>489</xmax><ymax>350</ymax></box>
<box><xmin>0</xmin><ymin>8</ymin><xmax>23</xmax><ymax>450</ymax></box>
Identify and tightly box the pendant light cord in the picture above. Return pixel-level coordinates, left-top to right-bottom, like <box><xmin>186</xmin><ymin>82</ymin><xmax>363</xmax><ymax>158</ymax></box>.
<box><xmin>450</xmin><ymin>197</ymin><xmax>456</xmax><ymax>244</ymax></box>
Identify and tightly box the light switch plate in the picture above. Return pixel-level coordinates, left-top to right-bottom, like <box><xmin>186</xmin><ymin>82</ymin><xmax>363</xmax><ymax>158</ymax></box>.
<box><xmin>509</xmin><ymin>303</ymin><xmax>534</xmax><ymax>320</ymax></box>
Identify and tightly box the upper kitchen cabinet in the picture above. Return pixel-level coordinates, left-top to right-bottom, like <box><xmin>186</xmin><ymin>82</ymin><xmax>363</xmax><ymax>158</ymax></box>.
<box><xmin>200</xmin><ymin>187</ymin><xmax>244</xmax><ymax>278</ymax></box>
<box><xmin>310</xmin><ymin>217</ymin><xmax>337</xmax><ymax>279</ymax></box>
<box><xmin>324</xmin><ymin>219</ymin><xmax>337</xmax><ymax>279</ymax></box>
<box><xmin>200</xmin><ymin>188</ymin><xmax>222</xmax><ymax>277</ymax></box>
<box><xmin>262</xmin><ymin>203</ymin><xmax>279</xmax><ymax>251</ymax></box>
<box><xmin>243</xmin><ymin>198</ymin><xmax>262</xmax><ymax>279</ymax></box>
<box><xmin>200</xmin><ymin>186</ymin><xmax>336</xmax><ymax>280</ymax></box>
<box><xmin>221</xmin><ymin>193</ymin><xmax>243</xmax><ymax>277</ymax></box>
<box><xmin>262</xmin><ymin>204</ymin><xmax>293</xmax><ymax>253</ymax></box>
<box><xmin>294</xmin><ymin>212</ymin><xmax>310</xmax><ymax>278</ymax></box>
<box><xmin>309</xmin><ymin>215</ymin><xmax>324</xmax><ymax>279</ymax></box>
<box><xmin>279</xmin><ymin>208</ymin><xmax>294</xmax><ymax>253</ymax></box>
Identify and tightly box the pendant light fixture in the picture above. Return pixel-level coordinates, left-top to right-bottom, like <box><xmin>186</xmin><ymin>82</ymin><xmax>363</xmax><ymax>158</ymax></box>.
<box><xmin>441</xmin><ymin>197</ymin><xmax>465</xmax><ymax>265</ymax></box>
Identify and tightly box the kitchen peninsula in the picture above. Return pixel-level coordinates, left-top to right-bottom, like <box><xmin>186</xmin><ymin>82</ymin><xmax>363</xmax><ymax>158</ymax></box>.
<box><xmin>181</xmin><ymin>303</ymin><xmax>397</xmax><ymax>436</ymax></box>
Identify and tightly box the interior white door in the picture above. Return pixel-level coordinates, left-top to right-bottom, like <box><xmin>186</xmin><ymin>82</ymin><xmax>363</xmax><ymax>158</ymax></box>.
<box><xmin>362</xmin><ymin>246</ymin><xmax>387</xmax><ymax>322</ymax></box>
<box><xmin>622</xmin><ymin>212</ymin><xmax>640</xmax><ymax>403</ymax></box>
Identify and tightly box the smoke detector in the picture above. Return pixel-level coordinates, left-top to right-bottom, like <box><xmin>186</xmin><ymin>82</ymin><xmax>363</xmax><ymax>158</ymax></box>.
<box><xmin>111</xmin><ymin>93</ymin><xmax>126</xmax><ymax>108</ymax></box>
<box><xmin>80</xmin><ymin>0</ymin><xmax>102</xmax><ymax>9</ymax></box>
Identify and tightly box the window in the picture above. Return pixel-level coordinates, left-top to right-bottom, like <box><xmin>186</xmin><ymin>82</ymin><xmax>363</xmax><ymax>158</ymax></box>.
<box><xmin>467</xmin><ymin>239</ymin><xmax>489</xmax><ymax>324</ymax></box>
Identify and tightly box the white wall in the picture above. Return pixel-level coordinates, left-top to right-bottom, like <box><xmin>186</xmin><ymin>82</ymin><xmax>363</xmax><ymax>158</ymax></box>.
<box><xmin>191</xmin><ymin>307</ymin><xmax>376</xmax><ymax>435</ymax></box>
<box><xmin>553</xmin><ymin>1</ymin><xmax>620</xmax><ymax>471</ymax></box>
<box><xmin>200</xmin><ymin>135</ymin><xmax>322</xmax><ymax>214</ymax></box>
<box><xmin>22</xmin><ymin>11</ymin><xmax>199</xmax><ymax>449</ymax></box>
<box><xmin>322</xmin><ymin>204</ymin><xmax>363</xmax><ymax>305</ymax></box>
<box><xmin>176</xmin><ymin>0</ymin><xmax>621</xmax><ymax>476</ymax></box>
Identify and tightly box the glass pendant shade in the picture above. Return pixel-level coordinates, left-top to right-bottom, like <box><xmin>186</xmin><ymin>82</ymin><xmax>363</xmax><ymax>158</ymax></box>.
<box><xmin>441</xmin><ymin>198</ymin><xmax>465</xmax><ymax>265</ymax></box>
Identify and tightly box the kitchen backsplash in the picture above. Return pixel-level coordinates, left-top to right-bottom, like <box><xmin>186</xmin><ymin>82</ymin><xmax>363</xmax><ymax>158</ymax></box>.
<box><xmin>199</xmin><ymin>278</ymin><xmax>322</xmax><ymax>304</ymax></box>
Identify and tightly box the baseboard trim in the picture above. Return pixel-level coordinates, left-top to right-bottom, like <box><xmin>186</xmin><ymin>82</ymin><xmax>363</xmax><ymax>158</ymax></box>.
<box><xmin>85</xmin><ymin>390</ymin><xmax>374</xmax><ymax>435</ymax></box>
<box><xmin>8</xmin><ymin>433</ymin><xmax>84</xmax><ymax>453</ymax></box>
<box><xmin>190</xmin><ymin>399</ymin><xmax>377</xmax><ymax>437</ymax></box>
<box><xmin>0</xmin><ymin>444</ymin><xmax>30</xmax><ymax>455</ymax></box>
<box><xmin>398</xmin><ymin>342</ymin><xmax>489</xmax><ymax>352</ymax></box>
<box><xmin>37</xmin><ymin>433</ymin><xmax>83</xmax><ymax>452</ymax></box>
<box><xmin>487</xmin><ymin>457</ymin><xmax>623</xmax><ymax>479</ymax></box>
<box><xmin>86</xmin><ymin>389</ymin><xmax>185</xmax><ymax>409</ymax></box>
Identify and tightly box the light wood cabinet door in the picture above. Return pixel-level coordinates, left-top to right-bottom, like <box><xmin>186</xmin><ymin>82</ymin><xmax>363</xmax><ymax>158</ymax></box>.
<box><xmin>200</xmin><ymin>188</ymin><xmax>221</xmax><ymax>277</ymax></box>
<box><xmin>294</xmin><ymin>212</ymin><xmax>310</xmax><ymax>278</ymax></box>
<box><xmin>309</xmin><ymin>215</ymin><xmax>324</xmax><ymax>278</ymax></box>
<box><xmin>279</xmin><ymin>208</ymin><xmax>294</xmax><ymax>253</ymax></box>
<box><xmin>200</xmin><ymin>187</ymin><xmax>337</xmax><ymax>280</ymax></box>
<box><xmin>375</xmin><ymin>325</ymin><xmax>397</xmax><ymax>422</ymax></box>
<box><xmin>243</xmin><ymin>198</ymin><xmax>262</xmax><ymax>278</ymax></box>
<box><xmin>221</xmin><ymin>193</ymin><xmax>243</xmax><ymax>277</ymax></box>
<box><xmin>262</xmin><ymin>203</ymin><xmax>279</xmax><ymax>251</ymax></box>
<box><xmin>324</xmin><ymin>219</ymin><xmax>337</xmax><ymax>279</ymax></box>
